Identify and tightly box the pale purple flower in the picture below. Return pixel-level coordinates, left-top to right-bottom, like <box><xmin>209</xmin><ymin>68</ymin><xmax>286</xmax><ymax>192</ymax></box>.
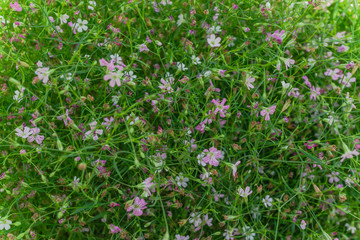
<box><xmin>262</xmin><ymin>195</ymin><xmax>273</xmax><ymax>208</ymax></box>
<box><xmin>104</xmin><ymin>70</ymin><xmax>123</xmax><ymax>87</ymax></box>
<box><xmin>159</xmin><ymin>78</ymin><xmax>174</xmax><ymax>93</ymax></box>
<box><xmin>300</xmin><ymin>220</ymin><xmax>306</xmax><ymax>230</ymax></box>
<box><xmin>57</xmin><ymin>109</ymin><xmax>73</xmax><ymax>126</ymax></box>
<box><xmin>189</xmin><ymin>212</ymin><xmax>202</xmax><ymax>227</ymax></box>
<box><xmin>109</xmin><ymin>224</ymin><xmax>122</xmax><ymax>234</ymax></box>
<box><xmin>203</xmin><ymin>147</ymin><xmax>223</xmax><ymax>167</ymax></box>
<box><xmin>309</xmin><ymin>86</ymin><xmax>321</xmax><ymax>101</ymax></box>
<box><xmin>341</xmin><ymin>150</ymin><xmax>359</xmax><ymax>162</ymax></box>
<box><xmin>212</xmin><ymin>98</ymin><xmax>230</xmax><ymax>118</ymax></box>
<box><xmin>139</xmin><ymin>44</ymin><xmax>149</xmax><ymax>52</ymax></box>
<box><xmin>339</xmin><ymin>72</ymin><xmax>356</xmax><ymax>88</ymax></box>
<box><xmin>35</xmin><ymin>67</ymin><xmax>51</xmax><ymax>84</ymax></box>
<box><xmin>284</xmin><ymin>58</ymin><xmax>295</xmax><ymax>70</ymax></box>
<box><xmin>260</xmin><ymin>105</ymin><xmax>276</xmax><ymax>121</ymax></box>
<box><xmin>237</xmin><ymin>186</ymin><xmax>253</xmax><ymax>198</ymax></box>
<box><xmin>245</xmin><ymin>76</ymin><xmax>255</xmax><ymax>90</ymax></box>
<box><xmin>127</xmin><ymin>197</ymin><xmax>147</xmax><ymax>216</ymax></box>
<box><xmin>326</xmin><ymin>171</ymin><xmax>340</xmax><ymax>183</ymax></box>
<box><xmin>84</xmin><ymin>121</ymin><xmax>103</xmax><ymax>140</ymax></box>
<box><xmin>175</xmin><ymin>235</ymin><xmax>189</xmax><ymax>240</ymax></box>
<box><xmin>203</xmin><ymin>214</ymin><xmax>213</xmax><ymax>227</ymax></box>
<box><xmin>324</xmin><ymin>68</ymin><xmax>342</xmax><ymax>81</ymax></box>
<box><xmin>337</xmin><ymin>45</ymin><xmax>349</xmax><ymax>52</ymax></box>
<box><xmin>27</xmin><ymin>128</ymin><xmax>44</xmax><ymax>144</ymax></box>
<box><xmin>15</xmin><ymin>126</ymin><xmax>32</xmax><ymax>138</ymax></box>
<box><xmin>266</xmin><ymin>29</ymin><xmax>285</xmax><ymax>44</ymax></box>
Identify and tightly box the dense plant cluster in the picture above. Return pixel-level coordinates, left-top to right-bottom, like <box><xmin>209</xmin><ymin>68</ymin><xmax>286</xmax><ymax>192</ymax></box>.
<box><xmin>0</xmin><ymin>0</ymin><xmax>360</xmax><ymax>239</ymax></box>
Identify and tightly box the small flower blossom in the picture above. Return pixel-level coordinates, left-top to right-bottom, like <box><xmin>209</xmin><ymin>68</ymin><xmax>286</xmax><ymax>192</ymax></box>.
<box><xmin>262</xmin><ymin>195</ymin><xmax>273</xmax><ymax>208</ymax></box>
<box><xmin>341</xmin><ymin>150</ymin><xmax>359</xmax><ymax>162</ymax></box>
<box><xmin>15</xmin><ymin>126</ymin><xmax>32</xmax><ymax>139</ymax></box>
<box><xmin>300</xmin><ymin>220</ymin><xmax>306</xmax><ymax>230</ymax></box>
<box><xmin>109</xmin><ymin>224</ymin><xmax>122</xmax><ymax>234</ymax></box>
<box><xmin>0</xmin><ymin>216</ymin><xmax>12</xmax><ymax>230</ymax></box>
<box><xmin>10</xmin><ymin>1</ymin><xmax>22</xmax><ymax>12</ymax></box>
<box><xmin>159</xmin><ymin>78</ymin><xmax>174</xmax><ymax>93</ymax></box>
<box><xmin>203</xmin><ymin>147</ymin><xmax>223</xmax><ymax>167</ymax></box>
<box><xmin>191</xmin><ymin>55</ymin><xmax>201</xmax><ymax>65</ymax></box>
<box><xmin>207</xmin><ymin>34</ymin><xmax>221</xmax><ymax>47</ymax></box>
<box><xmin>75</xmin><ymin>19</ymin><xmax>88</xmax><ymax>32</ymax></box>
<box><xmin>326</xmin><ymin>171</ymin><xmax>340</xmax><ymax>183</ymax></box>
<box><xmin>211</xmin><ymin>98</ymin><xmax>230</xmax><ymax>118</ymax></box>
<box><xmin>59</xmin><ymin>14</ymin><xmax>69</xmax><ymax>24</ymax></box>
<box><xmin>339</xmin><ymin>72</ymin><xmax>356</xmax><ymax>88</ymax></box>
<box><xmin>35</xmin><ymin>67</ymin><xmax>51</xmax><ymax>84</ymax></box>
<box><xmin>260</xmin><ymin>105</ymin><xmax>276</xmax><ymax>121</ymax></box>
<box><xmin>175</xmin><ymin>173</ymin><xmax>189</xmax><ymax>188</ymax></box>
<box><xmin>245</xmin><ymin>75</ymin><xmax>255</xmax><ymax>90</ymax></box>
<box><xmin>127</xmin><ymin>197</ymin><xmax>147</xmax><ymax>216</ymax></box>
<box><xmin>237</xmin><ymin>186</ymin><xmax>253</xmax><ymax>198</ymax></box>
<box><xmin>139</xmin><ymin>44</ymin><xmax>149</xmax><ymax>52</ymax></box>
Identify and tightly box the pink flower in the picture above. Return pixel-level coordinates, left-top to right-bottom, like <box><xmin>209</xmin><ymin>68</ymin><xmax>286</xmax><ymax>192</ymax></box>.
<box><xmin>27</xmin><ymin>127</ymin><xmax>45</xmax><ymax>144</ymax></box>
<box><xmin>326</xmin><ymin>171</ymin><xmax>340</xmax><ymax>183</ymax></box>
<box><xmin>109</xmin><ymin>224</ymin><xmax>122</xmax><ymax>234</ymax></box>
<box><xmin>260</xmin><ymin>105</ymin><xmax>276</xmax><ymax>121</ymax></box>
<box><xmin>139</xmin><ymin>44</ymin><xmax>149</xmax><ymax>52</ymax></box>
<box><xmin>159</xmin><ymin>78</ymin><xmax>174</xmax><ymax>93</ymax></box>
<box><xmin>341</xmin><ymin>150</ymin><xmax>359</xmax><ymax>162</ymax></box>
<box><xmin>10</xmin><ymin>1</ymin><xmax>22</xmax><ymax>11</ymax></box>
<box><xmin>211</xmin><ymin>98</ymin><xmax>229</xmax><ymax>118</ymax></box>
<box><xmin>15</xmin><ymin>126</ymin><xmax>32</xmax><ymax>138</ymax></box>
<box><xmin>245</xmin><ymin>75</ymin><xmax>255</xmax><ymax>90</ymax></box>
<box><xmin>300</xmin><ymin>220</ymin><xmax>306</xmax><ymax>230</ymax></box>
<box><xmin>127</xmin><ymin>197</ymin><xmax>147</xmax><ymax>216</ymax></box>
<box><xmin>104</xmin><ymin>71</ymin><xmax>123</xmax><ymax>87</ymax></box>
<box><xmin>35</xmin><ymin>67</ymin><xmax>51</xmax><ymax>84</ymax></box>
<box><xmin>284</xmin><ymin>58</ymin><xmax>295</xmax><ymax>70</ymax></box>
<box><xmin>84</xmin><ymin>121</ymin><xmax>103</xmax><ymax>140</ymax></box>
<box><xmin>324</xmin><ymin>68</ymin><xmax>342</xmax><ymax>81</ymax></box>
<box><xmin>309</xmin><ymin>86</ymin><xmax>321</xmax><ymax>101</ymax></box>
<box><xmin>266</xmin><ymin>29</ymin><xmax>285</xmax><ymax>44</ymax></box>
<box><xmin>205</xmin><ymin>80</ymin><xmax>220</xmax><ymax>96</ymax></box>
<box><xmin>339</xmin><ymin>73</ymin><xmax>356</xmax><ymax>88</ymax></box>
<box><xmin>203</xmin><ymin>147</ymin><xmax>223</xmax><ymax>167</ymax></box>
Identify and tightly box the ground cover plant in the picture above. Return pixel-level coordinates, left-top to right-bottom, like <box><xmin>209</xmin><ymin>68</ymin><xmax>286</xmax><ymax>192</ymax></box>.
<box><xmin>0</xmin><ymin>0</ymin><xmax>360</xmax><ymax>239</ymax></box>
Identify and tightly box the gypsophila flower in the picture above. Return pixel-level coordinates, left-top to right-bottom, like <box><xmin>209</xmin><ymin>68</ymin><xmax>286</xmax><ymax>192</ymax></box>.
<box><xmin>237</xmin><ymin>186</ymin><xmax>252</xmax><ymax>198</ymax></box>
<box><xmin>175</xmin><ymin>173</ymin><xmax>189</xmax><ymax>188</ymax></box>
<box><xmin>207</xmin><ymin>34</ymin><xmax>221</xmax><ymax>47</ymax></box>
<box><xmin>262</xmin><ymin>195</ymin><xmax>273</xmax><ymax>208</ymax></box>
<box><xmin>75</xmin><ymin>19</ymin><xmax>88</xmax><ymax>32</ymax></box>
<box><xmin>0</xmin><ymin>216</ymin><xmax>12</xmax><ymax>230</ymax></box>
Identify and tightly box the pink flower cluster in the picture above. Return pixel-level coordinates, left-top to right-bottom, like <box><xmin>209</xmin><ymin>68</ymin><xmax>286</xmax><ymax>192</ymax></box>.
<box><xmin>15</xmin><ymin>126</ymin><xmax>44</xmax><ymax>144</ymax></box>
<box><xmin>197</xmin><ymin>147</ymin><xmax>223</xmax><ymax>167</ymax></box>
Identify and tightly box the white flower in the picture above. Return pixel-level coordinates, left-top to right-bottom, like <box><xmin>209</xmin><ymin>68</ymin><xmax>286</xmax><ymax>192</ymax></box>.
<box><xmin>242</xmin><ymin>226</ymin><xmax>256</xmax><ymax>240</ymax></box>
<box><xmin>203</xmin><ymin>71</ymin><xmax>212</xmax><ymax>78</ymax></box>
<box><xmin>207</xmin><ymin>34</ymin><xmax>221</xmax><ymax>47</ymax></box>
<box><xmin>110</xmin><ymin>53</ymin><xmax>122</xmax><ymax>64</ymax></box>
<box><xmin>175</xmin><ymin>173</ymin><xmax>189</xmax><ymax>188</ymax></box>
<box><xmin>237</xmin><ymin>186</ymin><xmax>252</xmax><ymax>198</ymax></box>
<box><xmin>88</xmin><ymin>1</ymin><xmax>96</xmax><ymax>10</ymax></box>
<box><xmin>262</xmin><ymin>195</ymin><xmax>273</xmax><ymax>208</ymax></box>
<box><xmin>0</xmin><ymin>217</ymin><xmax>12</xmax><ymax>230</ymax></box>
<box><xmin>281</xmin><ymin>81</ymin><xmax>290</xmax><ymax>89</ymax></box>
<box><xmin>177</xmin><ymin>62</ymin><xmax>188</xmax><ymax>71</ymax></box>
<box><xmin>191</xmin><ymin>55</ymin><xmax>201</xmax><ymax>65</ymax></box>
<box><xmin>341</xmin><ymin>149</ymin><xmax>359</xmax><ymax>162</ymax></box>
<box><xmin>13</xmin><ymin>90</ymin><xmax>24</xmax><ymax>103</ymax></box>
<box><xmin>345</xmin><ymin>223</ymin><xmax>356</xmax><ymax>234</ymax></box>
<box><xmin>35</xmin><ymin>67</ymin><xmax>51</xmax><ymax>84</ymax></box>
<box><xmin>59</xmin><ymin>14</ymin><xmax>69</xmax><ymax>25</ymax></box>
<box><xmin>177</xmin><ymin>14</ymin><xmax>185</xmax><ymax>26</ymax></box>
<box><xmin>75</xmin><ymin>19</ymin><xmax>88</xmax><ymax>33</ymax></box>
